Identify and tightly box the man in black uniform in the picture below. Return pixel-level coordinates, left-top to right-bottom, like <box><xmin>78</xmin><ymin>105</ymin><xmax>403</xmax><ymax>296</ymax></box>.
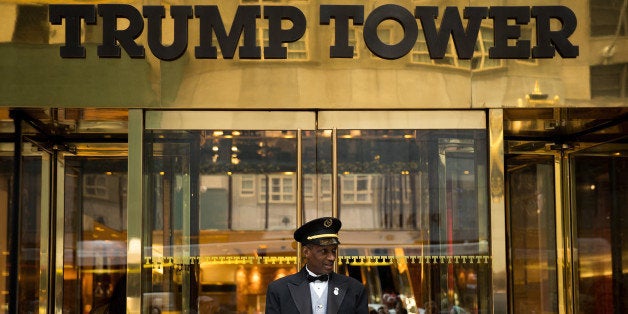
<box><xmin>265</xmin><ymin>217</ymin><xmax>368</xmax><ymax>313</ymax></box>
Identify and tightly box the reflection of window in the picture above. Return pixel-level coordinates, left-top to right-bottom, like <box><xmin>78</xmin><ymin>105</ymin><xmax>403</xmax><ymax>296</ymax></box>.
<box><xmin>303</xmin><ymin>175</ymin><xmax>332</xmax><ymax>201</ymax></box>
<box><xmin>476</xmin><ymin>27</ymin><xmax>502</xmax><ymax>70</ymax></box>
<box><xmin>401</xmin><ymin>175</ymin><xmax>412</xmax><ymax>204</ymax></box>
<box><xmin>515</xmin><ymin>24</ymin><xmax>538</xmax><ymax>65</ymax></box>
<box><xmin>590</xmin><ymin>63</ymin><xmax>628</xmax><ymax>98</ymax></box>
<box><xmin>412</xmin><ymin>30</ymin><xmax>431</xmax><ymax>64</ymax></box>
<box><xmin>240</xmin><ymin>175</ymin><xmax>255</xmax><ymax>196</ymax></box>
<box><xmin>590</xmin><ymin>0</ymin><xmax>628</xmax><ymax>36</ymax></box>
<box><xmin>286</xmin><ymin>30</ymin><xmax>309</xmax><ymax>60</ymax></box>
<box><xmin>234</xmin><ymin>21</ymin><xmax>309</xmax><ymax>60</ymax></box>
<box><xmin>84</xmin><ymin>174</ymin><xmax>109</xmax><ymax>199</ymax></box>
<box><xmin>411</xmin><ymin>26</ymin><xmax>503</xmax><ymax>71</ymax></box>
<box><xmin>259</xmin><ymin>25</ymin><xmax>309</xmax><ymax>60</ymax></box>
<box><xmin>320</xmin><ymin>176</ymin><xmax>332</xmax><ymax>200</ymax></box>
<box><xmin>304</xmin><ymin>176</ymin><xmax>314</xmax><ymax>200</ymax></box>
<box><xmin>259</xmin><ymin>175</ymin><xmax>295</xmax><ymax>203</ymax></box>
<box><xmin>348</xmin><ymin>28</ymin><xmax>359</xmax><ymax>58</ymax></box>
<box><xmin>341</xmin><ymin>175</ymin><xmax>372</xmax><ymax>204</ymax></box>
<box><xmin>331</xmin><ymin>28</ymin><xmax>359</xmax><ymax>58</ymax></box>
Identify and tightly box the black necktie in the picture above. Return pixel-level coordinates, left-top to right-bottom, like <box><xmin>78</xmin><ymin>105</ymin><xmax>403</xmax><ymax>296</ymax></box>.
<box><xmin>307</xmin><ymin>274</ymin><xmax>329</xmax><ymax>282</ymax></box>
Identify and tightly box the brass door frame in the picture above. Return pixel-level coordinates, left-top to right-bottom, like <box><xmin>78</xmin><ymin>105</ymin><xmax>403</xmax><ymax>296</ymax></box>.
<box><xmin>489</xmin><ymin>109</ymin><xmax>507</xmax><ymax>313</ymax></box>
<box><xmin>557</xmin><ymin>151</ymin><xmax>573</xmax><ymax>314</ymax></box>
<box><xmin>504</xmin><ymin>143</ymin><xmax>628</xmax><ymax>314</ymax></box>
<box><xmin>128</xmin><ymin>109</ymin><xmax>143</xmax><ymax>314</ymax></box>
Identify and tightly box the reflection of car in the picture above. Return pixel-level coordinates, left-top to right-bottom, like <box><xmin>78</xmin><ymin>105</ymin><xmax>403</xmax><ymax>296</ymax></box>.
<box><xmin>76</xmin><ymin>240</ymin><xmax>126</xmax><ymax>266</ymax></box>
<box><xmin>143</xmin><ymin>292</ymin><xmax>179</xmax><ymax>314</ymax></box>
<box><xmin>369</xmin><ymin>303</ymin><xmax>397</xmax><ymax>313</ymax></box>
<box><xmin>577</xmin><ymin>237</ymin><xmax>612</xmax><ymax>278</ymax></box>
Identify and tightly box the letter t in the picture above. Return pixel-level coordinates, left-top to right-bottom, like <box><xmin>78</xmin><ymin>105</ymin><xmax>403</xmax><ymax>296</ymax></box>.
<box><xmin>320</xmin><ymin>5</ymin><xmax>364</xmax><ymax>58</ymax></box>
<box><xmin>49</xmin><ymin>5</ymin><xmax>97</xmax><ymax>58</ymax></box>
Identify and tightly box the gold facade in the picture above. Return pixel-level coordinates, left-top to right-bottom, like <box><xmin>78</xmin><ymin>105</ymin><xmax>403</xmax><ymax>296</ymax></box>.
<box><xmin>0</xmin><ymin>0</ymin><xmax>624</xmax><ymax>109</ymax></box>
<box><xmin>0</xmin><ymin>0</ymin><xmax>626</xmax><ymax>314</ymax></box>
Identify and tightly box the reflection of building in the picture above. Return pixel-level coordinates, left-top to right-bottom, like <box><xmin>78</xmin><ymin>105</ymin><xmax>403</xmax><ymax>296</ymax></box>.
<box><xmin>0</xmin><ymin>0</ymin><xmax>626</xmax><ymax>314</ymax></box>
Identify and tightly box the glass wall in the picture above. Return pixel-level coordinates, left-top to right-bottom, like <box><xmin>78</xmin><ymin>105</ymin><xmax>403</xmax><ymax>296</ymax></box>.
<box><xmin>335</xmin><ymin>129</ymin><xmax>489</xmax><ymax>314</ymax></box>
<box><xmin>143</xmin><ymin>128</ymin><xmax>300</xmax><ymax>313</ymax></box>
<box><xmin>1</xmin><ymin>107</ymin><xmax>624</xmax><ymax>313</ymax></box>
<box><xmin>18</xmin><ymin>155</ymin><xmax>46</xmax><ymax>313</ymax></box>
<box><xmin>143</xmin><ymin>110</ymin><xmax>490</xmax><ymax>313</ymax></box>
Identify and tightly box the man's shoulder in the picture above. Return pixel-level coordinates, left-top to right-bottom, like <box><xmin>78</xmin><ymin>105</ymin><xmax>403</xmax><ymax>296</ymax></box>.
<box><xmin>268</xmin><ymin>272</ymin><xmax>302</xmax><ymax>288</ymax></box>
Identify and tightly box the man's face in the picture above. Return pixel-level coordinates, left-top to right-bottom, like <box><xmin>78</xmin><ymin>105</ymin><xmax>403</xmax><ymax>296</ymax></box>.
<box><xmin>304</xmin><ymin>244</ymin><xmax>337</xmax><ymax>275</ymax></box>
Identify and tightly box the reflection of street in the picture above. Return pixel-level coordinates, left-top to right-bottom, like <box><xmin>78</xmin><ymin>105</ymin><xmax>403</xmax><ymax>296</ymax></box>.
<box><xmin>197</xmin><ymin>296</ymin><xmax>216</xmax><ymax>313</ymax></box>
<box><xmin>577</xmin><ymin>237</ymin><xmax>612</xmax><ymax>278</ymax></box>
<box><xmin>76</xmin><ymin>240</ymin><xmax>127</xmax><ymax>266</ymax></box>
<box><xmin>577</xmin><ymin>237</ymin><xmax>614</xmax><ymax>314</ymax></box>
<box><xmin>143</xmin><ymin>293</ymin><xmax>178</xmax><ymax>314</ymax></box>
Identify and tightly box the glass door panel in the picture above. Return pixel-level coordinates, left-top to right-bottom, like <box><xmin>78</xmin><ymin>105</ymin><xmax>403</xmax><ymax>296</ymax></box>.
<box><xmin>572</xmin><ymin>144</ymin><xmax>628</xmax><ymax>314</ymax></box>
<box><xmin>145</xmin><ymin>131</ymin><xmax>300</xmax><ymax>313</ymax></box>
<box><xmin>0</xmin><ymin>154</ymin><xmax>9</xmax><ymax>314</ymax></box>
<box><xmin>302</xmin><ymin>130</ymin><xmax>333</xmax><ymax>220</ymax></box>
<box><xmin>319</xmin><ymin>111</ymin><xmax>489</xmax><ymax>314</ymax></box>
<box><xmin>0</xmin><ymin>143</ymin><xmax>51</xmax><ymax>313</ymax></box>
<box><xmin>62</xmin><ymin>156</ymin><xmax>128</xmax><ymax>314</ymax></box>
<box><xmin>13</xmin><ymin>125</ymin><xmax>52</xmax><ymax>314</ymax></box>
<box><xmin>144</xmin><ymin>111</ymin><xmax>316</xmax><ymax>313</ymax></box>
<box><xmin>505</xmin><ymin>155</ymin><xmax>558</xmax><ymax>313</ymax></box>
<box><xmin>18</xmin><ymin>154</ymin><xmax>49</xmax><ymax>313</ymax></box>
<box><xmin>144</xmin><ymin>133</ymin><xmax>195</xmax><ymax>313</ymax></box>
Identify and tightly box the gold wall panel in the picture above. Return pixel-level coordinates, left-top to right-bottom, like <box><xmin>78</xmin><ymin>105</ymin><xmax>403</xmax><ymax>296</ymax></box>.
<box><xmin>2</xmin><ymin>1</ymin><xmax>621</xmax><ymax>109</ymax></box>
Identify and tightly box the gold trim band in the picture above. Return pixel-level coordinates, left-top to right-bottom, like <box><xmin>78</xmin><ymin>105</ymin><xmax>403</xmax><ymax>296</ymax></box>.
<box><xmin>306</xmin><ymin>234</ymin><xmax>338</xmax><ymax>240</ymax></box>
<box><xmin>141</xmin><ymin>255</ymin><xmax>492</xmax><ymax>268</ymax></box>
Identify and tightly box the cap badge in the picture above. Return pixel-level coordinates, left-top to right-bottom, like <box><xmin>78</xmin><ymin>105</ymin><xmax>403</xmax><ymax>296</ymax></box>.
<box><xmin>324</xmin><ymin>218</ymin><xmax>333</xmax><ymax>227</ymax></box>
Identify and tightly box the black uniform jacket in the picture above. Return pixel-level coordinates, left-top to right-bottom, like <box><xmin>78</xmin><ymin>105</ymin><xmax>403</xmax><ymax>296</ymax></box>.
<box><xmin>265</xmin><ymin>267</ymin><xmax>368</xmax><ymax>314</ymax></box>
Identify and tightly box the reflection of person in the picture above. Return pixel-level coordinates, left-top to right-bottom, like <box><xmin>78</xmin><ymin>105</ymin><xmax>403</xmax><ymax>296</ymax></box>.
<box><xmin>449</xmin><ymin>304</ymin><xmax>469</xmax><ymax>314</ymax></box>
<box><xmin>382</xmin><ymin>292</ymin><xmax>397</xmax><ymax>310</ymax></box>
<box><xmin>395</xmin><ymin>298</ymin><xmax>408</xmax><ymax>314</ymax></box>
<box><xmin>90</xmin><ymin>275</ymin><xmax>126</xmax><ymax>314</ymax></box>
<box><xmin>265</xmin><ymin>217</ymin><xmax>368</xmax><ymax>313</ymax></box>
<box><xmin>423</xmin><ymin>300</ymin><xmax>439</xmax><ymax>314</ymax></box>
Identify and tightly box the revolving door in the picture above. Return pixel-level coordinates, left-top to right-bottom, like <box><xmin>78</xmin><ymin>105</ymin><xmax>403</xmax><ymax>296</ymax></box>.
<box><xmin>140</xmin><ymin>110</ymin><xmax>492</xmax><ymax>314</ymax></box>
<box><xmin>505</xmin><ymin>108</ymin><xmax>628</xmax><ymax>314</ymax></box>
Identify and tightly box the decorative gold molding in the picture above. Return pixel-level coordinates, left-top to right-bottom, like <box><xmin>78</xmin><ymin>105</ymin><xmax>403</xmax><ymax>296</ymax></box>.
<box><xmin>142</xmin><ymin>255</ymin><xmax>492</xmax><ymax>269</ymax></box>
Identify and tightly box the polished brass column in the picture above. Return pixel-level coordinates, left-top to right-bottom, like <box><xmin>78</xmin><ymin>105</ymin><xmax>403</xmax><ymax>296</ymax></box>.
<box><xmin>489</xmin><ymin>109</ymin><xmax>507</xmax><ymax>313</ymax></box>
<box><xmin>297</xmin><ymin>129</ymin><xmax>303</xmax><ymax>270</ymax></box>
<box><xmin>127</xmin><ymin>109</ymin><xmax>143</xmax><ymax>314</ymax></box>
<box><xmin>556</xmin><ymin>151</ymin><xmax>575</xmax><ymax>314</ymax></box>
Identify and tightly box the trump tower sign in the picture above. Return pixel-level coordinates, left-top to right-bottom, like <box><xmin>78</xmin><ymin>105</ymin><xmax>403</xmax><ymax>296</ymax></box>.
<box><xmin>49</xmin><ymin>4</ymin><xmax>579</xmax><ymax>61</ymax></box>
